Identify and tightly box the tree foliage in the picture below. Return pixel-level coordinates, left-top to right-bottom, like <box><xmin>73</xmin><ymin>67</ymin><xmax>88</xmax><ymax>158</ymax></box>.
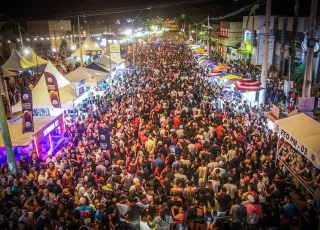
<box><xmin>292</xmin><ymin>64</ymin><xmax>305</xmax><ymax>84</ymax></box>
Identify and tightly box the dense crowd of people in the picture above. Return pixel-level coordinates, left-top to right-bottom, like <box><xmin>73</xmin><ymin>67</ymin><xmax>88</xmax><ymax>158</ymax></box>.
<box><xmin>0</xmin><ymin>40</ymin><xmax>319</xmax><ymax>230</ymax></box>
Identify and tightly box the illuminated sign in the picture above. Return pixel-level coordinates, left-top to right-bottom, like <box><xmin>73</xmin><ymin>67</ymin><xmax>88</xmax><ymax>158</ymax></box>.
<box><xmin>43</xmin><ymin>120</ymin><xmax>59</xmax><ymax>137</ymax></box>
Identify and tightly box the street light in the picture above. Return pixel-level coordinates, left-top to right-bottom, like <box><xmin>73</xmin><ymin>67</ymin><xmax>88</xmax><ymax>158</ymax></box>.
<box><xmin>131</xmin><ymin>7</ymin><xmax>151</xmax><ymax>68</ymax></box>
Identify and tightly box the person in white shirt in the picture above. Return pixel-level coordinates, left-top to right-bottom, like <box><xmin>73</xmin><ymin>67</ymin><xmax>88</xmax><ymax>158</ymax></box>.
<box><xmin>223</xmin><ymin>177</ymin><xmax>238</xmax><ymax>199</ymax></box>
<box><xmin>208</xmin><ymin>175</ymin><xmax>220</xmax><ymax>194</ymax></box>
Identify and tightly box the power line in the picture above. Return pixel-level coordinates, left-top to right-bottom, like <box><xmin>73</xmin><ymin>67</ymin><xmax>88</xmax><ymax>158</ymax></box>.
<box><xmin>22</xmin><ymin>0</ymin><xmax>216</xmax><ymax>21</ymax></box>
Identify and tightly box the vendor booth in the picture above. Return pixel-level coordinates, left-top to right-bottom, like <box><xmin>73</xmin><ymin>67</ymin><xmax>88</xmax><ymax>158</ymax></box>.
<box><xmin>65</xmin><ymin>67</ymin><xmax>108</xmax><ymax>88</ymax></box>
<box><xmin>234</xmin><ymin>78</ymin><xmax>263</xmax><ymax>107</ymax></box>
<box><xmin>11</xmin><ymin>61</ymin><xmax>76</xmax><ymax>114</ymax></box>
<box><xmin>23</xmin><ymin>47</ymin><xmax>48</xmax><ymax>66</ymax></box>
<box><xmin>0</xmin><ymin>115</ymin><xmax>64</xmax><ymax>164</ymax></box>
<box><xmin>93</xmin><ymin>54</ymin><xmax>124</xmax><ymax>70</ymax></box>
<box><xmin>71</xmin><ymin>36</ymin><xmax>103</xmax><ymax>61</ymax></box>
<box><xmin>2</xmin><ymin>50</ymin><xmax>35</xmax><ymax>71</ymax></box>
<box><xmin>275</xmin><ymin>113</ymin><xmax>320</xmax><ymax>201</ymax></box>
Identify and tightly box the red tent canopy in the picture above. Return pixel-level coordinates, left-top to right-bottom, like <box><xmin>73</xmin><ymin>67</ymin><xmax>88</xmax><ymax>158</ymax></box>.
<box><xmin>235</xmin><ymin>78</ymin><xmax>263</xmax><ymax>91</ymax></box>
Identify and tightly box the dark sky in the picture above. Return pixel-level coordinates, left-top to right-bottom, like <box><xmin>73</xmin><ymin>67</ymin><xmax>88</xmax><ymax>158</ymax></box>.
<box><xmin>1</xmin><ymin>0</ymin><xmax>315</xmax><ymax>23</ymax></box>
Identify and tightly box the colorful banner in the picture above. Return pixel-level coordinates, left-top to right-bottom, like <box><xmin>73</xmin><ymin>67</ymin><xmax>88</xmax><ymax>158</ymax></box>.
<box><xmin>44</xmin><ymin>72</ymin><xmax>61</xmax><ymax>108</ymax></box>
<box><xmin>20</xmin><ymin>86</ymin><xmax>34</xmax><ymax>133</ymax></box>
<box><xmin>109</xmin><ymin>44</ymin><xmax>120</xmax><ymax>53</ymax></box>
<box><xmin>98</xmin><ymin>126</ymin><xmax>111</xmax><ymax>150</ymax></box>
<box><xmin>85</xmin><ymin>50</ymin><xmax>103</xmax><ymax>56</ymax></box>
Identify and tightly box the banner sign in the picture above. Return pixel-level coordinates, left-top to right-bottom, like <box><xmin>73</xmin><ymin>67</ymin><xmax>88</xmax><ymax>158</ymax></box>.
<box><xmin>275</xmin><ymin>123</ymin><xmax>320</xmax><ymax>169</ymax></box>
<box><xmin>109</xmin><ymin>44</ymin><xmax>120</xmax><ymax>53</ymax></box>
<box><xmin>44</xmin><ymin>72</ymin><xmax>61</xmax><ymax>108</ymax></box>
<box><xmin>20</xmin><ymin>86</ymin><xmax>34</xmax><ymax>133</ymax></box>
<box><xmin>85</xmin><ymin>50</ymin><xmax>103</xmax><ymax>56</ymax></box>
<box><xmin>298</xmin><ymin>97</ymin><xmax>315</xmax><ymax>117</ymax></box>
<box><xmin>98</xmin><ymin>126</ymin><xmax>111</xmax><ymax>150</ymax></box>
<box><xmin>110</xmin><ymin>53</ymin><xmax>121</xmax><ymax>60</ymax></box>
<box><xmin>75</xmin><ymin>79</ymin><xmax>86</xmax><ymax>96</ymax></box>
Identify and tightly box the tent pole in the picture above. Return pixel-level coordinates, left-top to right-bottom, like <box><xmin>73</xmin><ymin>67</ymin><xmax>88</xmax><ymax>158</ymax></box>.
<box><xmin>0</xmin><ymin>95</ymin><xmax>17</xmax><ymax>176</ymax></box>
<box><xmin>78</xmin><ymin>17</ymin><xmax>83</xmax><ymax>66</ymax></box>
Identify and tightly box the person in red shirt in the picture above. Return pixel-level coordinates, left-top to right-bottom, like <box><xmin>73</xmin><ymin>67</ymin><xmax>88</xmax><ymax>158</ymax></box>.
<box><xmin>173</xmin><ymin>115</ymin><xmax>181</xmax><ymax>130</ymax></box>
<box><xmin>216</xmin><ymin>124</ymin><xmax>225</xmax><ymax>141</ymax></box>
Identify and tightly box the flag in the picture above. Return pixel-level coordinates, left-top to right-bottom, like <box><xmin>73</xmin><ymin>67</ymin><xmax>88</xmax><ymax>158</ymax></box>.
<box><xmin>44</xmin><ymin>72</ymin><xmax>61</xmax><ymax>108</ymax></box>
<box><xmin>20</xmin><ymin>86</ymin><xmax>34</xmax><ymax>133</ymax></box>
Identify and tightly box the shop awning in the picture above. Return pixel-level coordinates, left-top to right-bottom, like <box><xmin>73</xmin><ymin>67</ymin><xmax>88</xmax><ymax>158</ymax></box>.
<box><xmin>208</xmin><ymin>71</ymin><xmax>225</xmax><ymax>77</ymax></box>
<box><xmin>213</xmin><ymin>64</ymin><xmax>231</xmax><ymax>71</ymax></box>
<box><xmin>0</xmin><ymin>116</ymin><xmax>59</xmax><ymax>147</ymax></box>
<box><xmin>234</xmin><ymin>78</ymin><xmax>263</xmax><ymax>91</ymax></box>
<box><xmin>237</xmin><ymin>41</ymin><xmax>253</xmax><ymax>54</ymax></box>
<box><xmin>220</xmin><ymin>74</ymin><xmax>242</xmax><ymax>81</ymax></box>
<box><xmin>275</xmin><ymin>113</ymin><xmax>320</xmax><ymax>169</ymax></box>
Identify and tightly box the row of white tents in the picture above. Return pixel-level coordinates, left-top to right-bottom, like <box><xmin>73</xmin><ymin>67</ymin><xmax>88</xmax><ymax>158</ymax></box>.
<box><xmin>1</xmin><ymin>35</ymin><xmax>124</xmax><ymax>113</ymax></box>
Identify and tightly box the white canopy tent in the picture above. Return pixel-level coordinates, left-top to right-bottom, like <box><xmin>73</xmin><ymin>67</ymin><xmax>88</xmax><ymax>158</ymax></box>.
<box><xmin>65</xmin><ymin>67</ymin><xmax>108</xmax><ymax>87</ymax></box>
<box><xmin>71</xmin><ymin>36</ymin><xmax>103</xmax><ymax>58</ymax></box>
<box><xmin>94</xmin><ymin>54</ymin><xmax>123</xmax><ymax>68</ymax></box>
<box><xmin>1</xmin><ymin>68</ymin><xmax>16</xmax><ymax>77</ymax></box>
<box><xmin>22</xmin><ymin>47</ymin><xmax>48</xmax><ymax>66</ymax></box>
<box><xmin>275</xmin><ymin>113</ymin><xmax>320</xmax><ymax>169</ymax></box>
<box><xmin>2</xmin><ymin>50</ymin><xmax>35</xmax><ymax>71</ymax></box>
<box><xmin>12</xmin><ymin>61</ymin><xmax>76</xmax><ymax>113</ymax></box>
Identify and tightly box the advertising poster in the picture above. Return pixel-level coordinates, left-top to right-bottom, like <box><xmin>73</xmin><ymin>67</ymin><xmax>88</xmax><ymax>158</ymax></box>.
<box><xmin>44</xmin><ymin>72</ymin><xmax>61</xmax><ymax>108</ymax></box>
<box><xmin>98</xmin><ymin>126</ymin><xmax>111</xmax><ymax>150</ymax></box>
<box><xmin>20</xmin><ymin>86</ymin><xmax>34</xmax><ymax>133</ymax></box>
<box><xmin>109</xmin><ymin>44</ymin><xmax>121</xmax><ymax>62</ymax></box>
<box><xmin>85</xmin><ymin>50</ymin><xmax>103</xmax><ymax>56</ymax></box>
<box><xmin>109</xmin><ymin>44</ymin><xmax>120</xmax><ymax>53</ymax></box>
<box><xmin>298</xmin><ymin>97</ymin><xmax>315</xmax><ymax>117</ymax></box>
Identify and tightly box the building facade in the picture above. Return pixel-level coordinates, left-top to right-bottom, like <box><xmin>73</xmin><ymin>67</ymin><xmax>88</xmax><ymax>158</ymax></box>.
<box><xmin>26</xmin><ymin>20</ymin><xmax>73</xmax><ymax>49</ymax></box>
<box><xmin>215</xmin><ymin>21</ymin><xmax>242</xmax><ymax>62</ymax></box>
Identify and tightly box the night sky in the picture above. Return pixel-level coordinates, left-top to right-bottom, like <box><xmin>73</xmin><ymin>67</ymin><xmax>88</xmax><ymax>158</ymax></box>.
<box><xmin>1</xmin><ymin>0</ymin><xmax>315</xmax><ymax>23</ymax></box>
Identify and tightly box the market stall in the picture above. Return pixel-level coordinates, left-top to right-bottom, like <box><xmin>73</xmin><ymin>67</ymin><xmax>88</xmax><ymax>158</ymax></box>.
<box><xmin>2</xmin><ymin>50</ymin><xmax>35</xmax><ymax>71</ymax></box>
<box><xmin>65</xmin><ymin>67</ymin><xmax>108</xmax><ymax>88</ymax></box>
<box><xmin>11</xmin><ymin>61</ymin><xmax>77</xmax><ymax>114</ymax></box>
<box><xmin>234</xmin><ymin>78</ymin><xmax>263</xmax><ymax>107</ymax></box>
<box><xmin>0</xmin><ymin>114</ymin><xmax>64</xmax><ymax>163</ymax></box>
<box><xmin>275</xmin><ymin>113</ymin><xmax>320</xmax><ymax>200</ymax></box>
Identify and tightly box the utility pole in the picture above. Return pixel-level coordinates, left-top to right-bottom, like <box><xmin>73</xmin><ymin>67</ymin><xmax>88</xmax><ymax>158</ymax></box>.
<box><xmin>78</xmin><ymin>17</ymin><xmax>83</xmax><ymax>66</ymax></box>
<box><xmin>0</xmin><ymin>96</ymin><xmax>17</xmax><ymax>176</ymax></box>
<box><xmin>279</xmin><ymin>18</ymin><xmax>287</xmax><ymax>78</ymax></box>
<box><xmin>18</xmin><ymin>23</ymin><xmax>24</xmax><ymax>48</ymax></box>
<box><xmin>302</xmin><ymin>0</ymin><xmax>318</xmax><ymax>97</ymax></box>
<box><xmin>72</xmin><ymin>25</ymin><xmax>75</xmax><ymax>45</ymax></box>
<box><xmin>259</xmin><ymin>0</ymin><xmax>271</xmax><ymax>105</ymax></box>
<box><xmin>195</xmin><ymin>23</ymin><xmax>198</xmax><ymax>44</ymax></box>
<box><xmin>189</xmin><ymin>24</ymin><xmax>191</xmax><ymax>38</ymax></box>
<box><xmin>207</xmin><ymin>15</ymin><xmax>210</xmax><ymax>55</ymax></box>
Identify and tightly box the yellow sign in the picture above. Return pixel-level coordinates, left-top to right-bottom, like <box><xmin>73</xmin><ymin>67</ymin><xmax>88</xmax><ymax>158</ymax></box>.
<box><xmin>109</xmin><ymin>44</ymin><xmax>120</xmax><ymax>53</ymax></box>
<box><xmin>195</xmin><ymin>48</ymin><xmax>205</xmax><ymax>54</ymax></box>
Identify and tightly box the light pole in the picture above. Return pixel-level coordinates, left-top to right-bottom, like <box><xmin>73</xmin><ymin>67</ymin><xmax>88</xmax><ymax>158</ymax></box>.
<box><xmin>131</xmin><ymin>7</ymin><xmax>151</xmax><ymax>69</ymax></box>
